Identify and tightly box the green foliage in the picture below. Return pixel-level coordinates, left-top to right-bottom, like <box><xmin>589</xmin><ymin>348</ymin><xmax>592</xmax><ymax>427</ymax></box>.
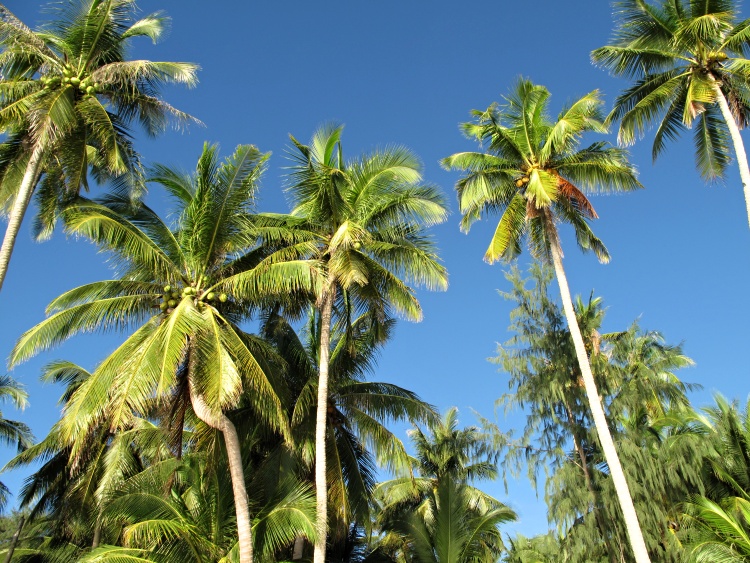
<box><xmin>0</xmin><ymin>0</ymin><xmax>198</xmax><ymax>236</ymax></box>
<box><xmin>592</xmin><ymin>0</ymin><xmax>750</xmax><ymax>179</ymax></box>
<box><xmin>442</xmin><ymin>78</ymin><xmax>641</xmax><ymax>265</ymax></box>
<box><xmin>494</xmin><ymin>265</ymin><xmax>702</xmax><ymax>562</ymax></box>
<box><xmin>375</xmin><ymin>409</ymin><xmax>516</xmax><ymax>563</ymax></box>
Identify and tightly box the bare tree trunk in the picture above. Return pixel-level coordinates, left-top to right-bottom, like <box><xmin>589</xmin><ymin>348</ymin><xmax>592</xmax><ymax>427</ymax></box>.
<box><xmin>292</xmin><ymin>535</ymin><xmax>305</xmax><ymax>560</ymax></box>
<box><xmin>711</xmin><ymin>77</ymin><xmax>750</xmax><ymax>231</ymax></box>
<box><xmin>0</xmin><ymin>143</ymin><xmax>45</xmax><ymax>293</ymax></box>
<box><xmin>549</xmin><ymin>238</ymin><xmax>651</xmax><ymax>563</ymax></box>
<box><xmin>189</xmin><ymin>378</ymin><xmax>253</xmax><ymax>563</ymax></box>
<box><xmin>3</xmin><ymin>515</ymin><xmax>24</xmax><ymax>563</ymax></box>
<box><xmin>313</xmin><ymin>287</ymin><xmax>334</xmax><ymax>563</ymax></box>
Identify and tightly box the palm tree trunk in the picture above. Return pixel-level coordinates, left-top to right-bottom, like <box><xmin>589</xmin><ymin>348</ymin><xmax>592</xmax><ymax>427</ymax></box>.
<box><xmin>711</xmin><ymin>76</ymin><xmax>750</xmax><ymax>231</ymax></box>
<box><xmin>92</xmin><ymin>514</ymin><xmax>102</xmax><ymax>548</ymax></box>
<box><xmin>549</xmin><ymin>238</ymin><xmax>651</xmax><ymax>563</ymax></box>
<box><xmin>189</xmin><ymin>377</ymin><xmax>253</xmax><ymax>563</ymax></box>
<box><xmin>292</xmin><ymin>535</ymin><xmax>305</xmax><ymax>560</ymax></box>
<box><xmin>3</xmin><ymin>515</ymin><xmax>24</xmax><ymax>563</ymax></box>
<box><xmin>313</xmin><ymin>287</ymin><xmax>334</xmax><ymax>563</ymax></box>
<box><xmin>0</xmin><ymin>143</ymin><xmax>46</xmax><ymax>293</ymax></box>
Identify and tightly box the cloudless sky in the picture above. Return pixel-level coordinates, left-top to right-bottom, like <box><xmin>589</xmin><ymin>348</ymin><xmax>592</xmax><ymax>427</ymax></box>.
<box><xmin>2</xmin><ymin>0</ymin><xmax>750</xmax><ymax>540</ymax></box>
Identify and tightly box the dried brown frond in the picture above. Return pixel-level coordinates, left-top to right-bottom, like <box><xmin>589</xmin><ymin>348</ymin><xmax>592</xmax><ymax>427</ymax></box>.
<box><xmin>556</xmin><ymin>176</ymin><xmax>598</xmax><ymax>219</ymax></box>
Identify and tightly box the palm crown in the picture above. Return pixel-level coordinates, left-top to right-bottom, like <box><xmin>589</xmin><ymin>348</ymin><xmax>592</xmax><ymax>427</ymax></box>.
<box><xmin>9</xmin><ymin>143</ymin><xmax>313</xmax><ymax>456</ymax></box>
<box><xmin>592</xmin><ymin>0</ymin><xmax>750</xmax><ymax>180</ymax></box>
<box><xmin>442</xmin><ymin>78</ymin><xmax>641</xmax><ymax>265</ymax></box>
<box><xmin>0</xmin><ymin>0</ymin><xmax>198</xmax><ymax>292</ymax></box>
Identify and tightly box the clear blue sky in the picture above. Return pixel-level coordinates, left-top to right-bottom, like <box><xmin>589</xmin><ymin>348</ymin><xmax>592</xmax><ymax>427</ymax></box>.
<box><xmin>2</xmin><ymin>0</ymin><xmax>749</xmax><ymax>539</ymax></box>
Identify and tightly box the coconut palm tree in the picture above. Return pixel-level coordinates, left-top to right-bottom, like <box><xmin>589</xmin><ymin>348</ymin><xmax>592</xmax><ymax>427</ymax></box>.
<box><xmin>0</xmin><ymin>0</ymin><xmax>199</xmax><ymax>292</ymax></box>
<box><xmin>8</xmin><ymin>143</ymin><xmax>317</xmax><ymax>563</ymax></box>
<box><xmin>592</xmin><ymin>0</ymin><xmax>750</xmax><ymax>229</ymax></box>
<box><xmin>375</xmin><ymin>409</ymin><xmax>516</xmax><ymax>563</ymax></box>
<box><xmin>262</xmin><ymin>309</ymin><xmax>436</xmax><ymax>559</ymax></box>
<box><xmin>441</xmin><ymin>79</ymin><xmax>649</xmax><ymax>562</ymax></box>
<box><xmin>284</xmin><ymin>124</ymin><xmax>449</xmax><ymax>563</ymax></box>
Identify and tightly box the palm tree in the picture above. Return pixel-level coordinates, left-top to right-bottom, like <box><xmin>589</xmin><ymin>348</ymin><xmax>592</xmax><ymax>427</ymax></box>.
<box><xmin>262</xmin><ymin>310</ymin><xmax>437</xmax><ymax>559</ymax></box>
<box><xmin>441</xmin><ymin>79</ymin><xmax>649</xmax><ymax>562</ymax></box>
<box><xmin>8</xmin><ymin>143</ymin><xmax>316</xmax><ymax>563</ymax></box>
<box><xmin>375</xmin><ymin>408</ymin><xmax>508</xmax><ymax>528</ymax></box>
<box><xmin>681</xmin><ymin>396</ymin><xmax>750</xmax><ymax>562</ymax></box>
<box><xmin>0</xmin><ymin>0</ymin><xmax>199</xmax><ymax>292</ymax></box>
<box><xmin>284</xmin><ymin>124</ymin><xmax>449</xmax><ymax>563</ymax></box>
<box><xmin>0</xmin><ymin>374</ymin><xmax>33</xmax><ymax>512</ymax></box>
<box><xmin>592</xmin><ymin>0</ymin><xmax>750</xmax><ymax>229</ymax></box>
<box><xmin>78</xmin><ymin>452</ymin><xmax>316</xmax><ymax>563</ymax></box>
<box><xmin>375</xmin><ymin>409</ymin><xmax>516</xmax><ymax>563</ymax></box>
<box><xmin>4</xmin><ymin>361</ymin><xmax>175</xmax><ymax>551</ymax></box>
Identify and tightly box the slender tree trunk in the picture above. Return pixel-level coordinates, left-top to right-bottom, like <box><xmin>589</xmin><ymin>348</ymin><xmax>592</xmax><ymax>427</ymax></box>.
<box><xmin>711</xmin><ymin>76</ymin><xmax>750</xmax><ymax>231</ymax></box>
<box><xmin>292</xmin><ymin>535</ymin><xmax>305</xmax><ymax>560</ymax></box>
<box><xmin>189</xmin><ymin>378</ymin><xmax>253</xmax><ymax>563</ymax></box>
<box><xmin>564</xmin><ymin>399</ymin><xmax>618</xmax><ymax>563</ymax></box>
<box><xmin>0</xmin><ymin>143</ymin><xmax>46</xmax><ymax>293</ymax></box>
<box><xmin>92</xmin><ymin>514</ymin><xmax>102</xmax><ymax>548</ymax></box>
<box><xmin>313</xmin><ymin>287</ymin><xmax>334</xmax><ymax>563</ymax></box>
<box><xmin>3</xmin><ymin>515</ymin><xmax>24</xmax><ymax>563</ymax></box>
<box><xmin>549</xmin><ymin>238</ymin><xmax>651</xmax><ymax>563</ymax></box>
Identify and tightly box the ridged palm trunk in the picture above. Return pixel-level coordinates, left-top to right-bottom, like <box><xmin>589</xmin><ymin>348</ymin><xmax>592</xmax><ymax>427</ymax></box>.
<box><xmin>0</xmin><ymin>143</ymin><xmax>46</xmax><ymax>292</ymax></box>
<box><xmin>548</xmin><ymin>235</ymin><xmax>650</xmax><ymax>563</ymax></box>
<box><xmin>188</xmin><ymin>377</ymin><xmax>253</xmax><ymax>563</ymax></box>
<box><xmin>710</xmin><ymin>76</ymin><xmax>750</xmax><ymax>231</ymax></box>
<box><xmin>313</xmin><ymin>287</ymin><xmax>334</xmax><ymax>563</ymax></box>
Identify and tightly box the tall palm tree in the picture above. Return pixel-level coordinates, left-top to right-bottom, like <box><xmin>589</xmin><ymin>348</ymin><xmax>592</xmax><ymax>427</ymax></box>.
<box><xmin>441</xmin><ymin>79</ymin><xmax>649</xmax><ymax>562</ymax></box>
<box><xmin>262</xmin><ymin>310</ymin><xmax>437</xmax><ymax>559</ymax></box>
<box><xmin>8</xmin><ymin>143</ymin><xmax>316</xmax><ymax>563</ymax></box>
<box><xmin>285</xmin><ymin>124</ymin><xmax>449</xmax><ymax>563</ymax></box>
<box><xmin>0</xmin><ymin>0</ymin><xmax>199</xmax><ymax>292</ymax></box>
<box><xmin>592</xmin><ymin>0</ymin><xmax>750</xmax><ymax>229</ymax></box>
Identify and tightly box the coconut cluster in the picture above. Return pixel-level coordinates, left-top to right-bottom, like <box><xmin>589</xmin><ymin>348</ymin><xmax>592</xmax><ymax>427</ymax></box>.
<box><xmin>42</xmin><ymin>66</ymin><xmax>101</xmax><ymax>96</ymax></box>
<box><xmin>157</xmin><ymin>284</ymin><xmax>228</xmax><ymax>314</ymax></box>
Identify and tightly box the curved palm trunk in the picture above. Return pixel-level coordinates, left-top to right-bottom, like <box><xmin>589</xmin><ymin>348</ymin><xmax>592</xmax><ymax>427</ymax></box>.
<box><xmin>313</xmin><ymin>287</ymin><xmax>334</xmax><ymax>563</ymax></box>
<box><xmin>189</xmin><ymin>377</ymin><xmax>253</xmax><ymax>563</ymax></box>
<box><xmin>549</xmin><ymin>239</ymin><xmax>651</xmax><ymax>563</ymax></box>
<box><xmin>711</xmin><ymin>77</ymin><xmax>750</xmax><ymax>231</ymax></box>
<box><xmin>0</xmin><ymin>143</ymin><xmax>46</xmax><ymax>293</ymax></box>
